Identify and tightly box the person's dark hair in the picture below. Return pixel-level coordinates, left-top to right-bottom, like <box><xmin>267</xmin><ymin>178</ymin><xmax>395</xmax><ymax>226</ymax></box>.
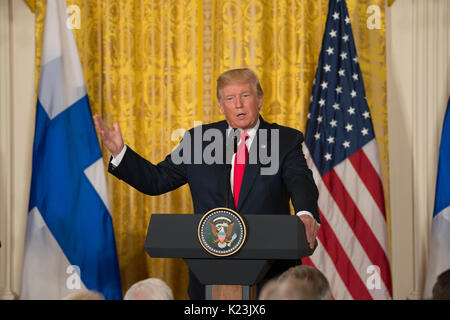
<box><xmin>432</xmin><ymin>269</ymin><xmax>450</xmax><ymax>300</ymax></box>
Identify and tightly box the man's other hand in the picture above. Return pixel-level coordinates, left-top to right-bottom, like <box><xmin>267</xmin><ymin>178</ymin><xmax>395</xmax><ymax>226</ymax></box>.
<box><xmin>93</xmin><ymin>114</ymin><xmax>124</xmax><ymax>158</ymax></box>
<box><xmin>298</xmin><ymin>215</ymin><xmax>320</xmax><ymax>249</ymax></box>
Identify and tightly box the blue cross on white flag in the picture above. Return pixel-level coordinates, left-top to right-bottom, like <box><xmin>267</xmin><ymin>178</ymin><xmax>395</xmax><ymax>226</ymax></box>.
<box><xmin>20</xmin><ymin>0</ymin><xmax>122</xmax><ymax>299</ymax></box>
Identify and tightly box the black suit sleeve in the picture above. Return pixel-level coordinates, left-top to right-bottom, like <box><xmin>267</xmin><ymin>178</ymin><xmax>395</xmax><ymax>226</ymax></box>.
<box><xmin>108</xmin><ymin>145</ymin><xmax>187</xmax><ymax>196</ymax></box>
<box><xmin>281</xmin><ymin>131</ymin><xmax>320</xmax><ymax>223</ymax></box>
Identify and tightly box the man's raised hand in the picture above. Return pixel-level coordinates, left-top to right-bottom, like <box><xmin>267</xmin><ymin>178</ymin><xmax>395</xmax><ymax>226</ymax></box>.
<box><xmin>93</xmin><ymin>114</ymin><xmax>124</xmax><ymax>158</ymax></box>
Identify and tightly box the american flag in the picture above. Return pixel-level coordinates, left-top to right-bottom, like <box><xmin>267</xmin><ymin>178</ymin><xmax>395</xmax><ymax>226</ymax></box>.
<box><xmin>303</xmin><ymin>0</ymin><xmax>392</xmax><ymax>299</ymax></box>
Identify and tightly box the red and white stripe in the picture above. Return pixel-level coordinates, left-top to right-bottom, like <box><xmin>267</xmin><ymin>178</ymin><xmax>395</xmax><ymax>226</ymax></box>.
<box><xmin>303</xmin><ymin>140</ymin><xmax>392</xmax><ymax>300</ymax></box>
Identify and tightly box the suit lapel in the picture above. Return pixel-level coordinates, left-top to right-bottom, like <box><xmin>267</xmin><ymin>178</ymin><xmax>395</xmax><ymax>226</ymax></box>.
<box><xmin>236</xmin><ymin>117</ymin><xmax>269</xmax><ymax>211</ymax></box>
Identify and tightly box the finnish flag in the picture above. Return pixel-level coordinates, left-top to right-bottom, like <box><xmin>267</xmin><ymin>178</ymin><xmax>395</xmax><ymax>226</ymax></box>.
<box><xmin>20</xmin><ymin>0</ymin><xmax>122</xmax><ymax>299</ymax></box>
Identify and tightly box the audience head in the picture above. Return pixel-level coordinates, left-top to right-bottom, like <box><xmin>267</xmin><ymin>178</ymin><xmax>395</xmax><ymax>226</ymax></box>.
<box><xmin>432</xmin><ymin>269</ymin><xmax>450</xmax><ymax>300</ymax></box>
<box><xmin>63</xmin><ymin>290</ymin><xmax>104</xmax><ymax>300</ymax></box>
<box><xmin>124</xmin><ymin>278</ymin><xmax>174</xmax><ymax>300</ymax></box>
<box><xmin>259</xmin><ymin>265</ymin><xmax>331</xmax><ymax>300</ymax></box>
<box><xmin>258</xmin><ymin>279</ymin><xmax>279</xmax><ymax>300</ymax></box>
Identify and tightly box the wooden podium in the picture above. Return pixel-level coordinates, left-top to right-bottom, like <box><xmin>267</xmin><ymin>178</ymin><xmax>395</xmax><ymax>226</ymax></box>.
<box><xmin>145</xmin><ymin>214</ymin><xmax>316</xmax><ymax>300</ymax></box>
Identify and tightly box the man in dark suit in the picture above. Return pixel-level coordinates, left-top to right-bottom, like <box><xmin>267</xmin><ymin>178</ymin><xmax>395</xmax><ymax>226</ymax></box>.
<box><xmin>93</xmin><ymin>68</ymin><xmax>320</xmax><ymax>300</ymax></box>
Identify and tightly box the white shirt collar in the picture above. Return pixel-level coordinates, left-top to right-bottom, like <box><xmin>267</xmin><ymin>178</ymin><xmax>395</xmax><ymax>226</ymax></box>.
<box><xmin>226</xmin><ymin>118</ymin><xmax>260</xmax><ymax>147</ymax></box>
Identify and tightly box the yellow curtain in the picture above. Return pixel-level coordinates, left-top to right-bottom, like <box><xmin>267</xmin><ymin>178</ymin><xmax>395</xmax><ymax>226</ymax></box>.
<box><xmin>24</xmin><ymin>0</ymin><xmax>36</xmax><ymax>12</ymax></box>
<box><xmin>33</xmin><ymin>0</ymin><xmax>389</xmax><ymax>299</ymax></box>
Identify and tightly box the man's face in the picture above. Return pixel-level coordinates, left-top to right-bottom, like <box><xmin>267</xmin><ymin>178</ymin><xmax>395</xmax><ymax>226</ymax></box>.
<box><xmin>218</xmin><ymin>82</ymin><xmax>263</xmax><ymax>131</ymax></box>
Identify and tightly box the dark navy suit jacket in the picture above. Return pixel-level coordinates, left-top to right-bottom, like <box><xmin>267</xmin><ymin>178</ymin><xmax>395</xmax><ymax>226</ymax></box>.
<box><xmin>109</xmin><ymin>116</ymin><xmax>319</xmax><ymax>299</ymax></box>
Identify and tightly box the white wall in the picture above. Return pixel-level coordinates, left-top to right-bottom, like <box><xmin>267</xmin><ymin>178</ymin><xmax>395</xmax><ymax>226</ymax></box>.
<box><xmin>0</xmin><ymin>0</ymin><xmax>35</xmax><ymax>299</ymax></box>
<box><xmin>0</xmin><ymin>0</ymin><xmax>449</xmax><ymax>300</ymax></box>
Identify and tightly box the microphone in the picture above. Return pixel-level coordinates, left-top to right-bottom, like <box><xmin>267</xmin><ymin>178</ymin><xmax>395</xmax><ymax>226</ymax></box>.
<box><xmin>225</xmin><ymin>128</ymin><xmax>239</xmax><ymax>209</ymax></box>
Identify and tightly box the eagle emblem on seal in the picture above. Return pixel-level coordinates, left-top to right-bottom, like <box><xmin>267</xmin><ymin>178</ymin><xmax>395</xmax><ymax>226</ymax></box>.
<box><xmin>198</xmin><ymin>208</ymin><xmax>246</xmax><ymax>256</ymax></box>
<box><xmin>209</xmin><ymin>217</ymin><xmax>237</xmax><ymax>249</ymax></box>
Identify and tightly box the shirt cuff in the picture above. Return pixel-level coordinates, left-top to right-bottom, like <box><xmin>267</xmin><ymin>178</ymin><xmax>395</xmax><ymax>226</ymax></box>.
<box><xmin>110</xmin><ymin>145</ymin><xmax>127</xmax><ymax>167</ymax></box>
<box><xmin>296</xmin><ymin>211</ymin><xmax>320</xmax><ymax>224</ymax></box>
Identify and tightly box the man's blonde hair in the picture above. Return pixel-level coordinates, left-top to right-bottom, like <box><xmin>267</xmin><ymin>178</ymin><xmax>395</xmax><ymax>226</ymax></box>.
<box><xmin>216</xmin><ymin>68</ymin><xmax>264</xmax><ymax>100</ymax></box>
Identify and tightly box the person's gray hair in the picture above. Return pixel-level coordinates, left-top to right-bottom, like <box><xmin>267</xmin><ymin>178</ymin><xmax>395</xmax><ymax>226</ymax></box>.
<box><xmin>63</xmin><ymin>290</ymin><xmax>104</xmax><ymax>300</ymax></box>
<box><xmin>263</xmin><ymin>265</ymin><xmax>331</xmax><ymax>300</ymax></box>
<box><xmin>124</xmin><ymin>278</ymin><xmax>174</xmax><ymax>300</ymax></box>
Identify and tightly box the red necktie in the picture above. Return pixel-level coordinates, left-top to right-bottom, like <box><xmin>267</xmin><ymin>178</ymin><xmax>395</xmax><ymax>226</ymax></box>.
<box><xmin>233</xmin><ymin>131</ymin><xmax>249</xmax><ymax>208</ymax></box>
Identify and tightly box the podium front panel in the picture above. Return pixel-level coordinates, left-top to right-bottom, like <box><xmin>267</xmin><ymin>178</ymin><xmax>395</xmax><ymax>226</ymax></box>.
<box><xmin>145</xmin><ymin>214</ymin><xmax>316</xmax><ymax>260</ymax></box>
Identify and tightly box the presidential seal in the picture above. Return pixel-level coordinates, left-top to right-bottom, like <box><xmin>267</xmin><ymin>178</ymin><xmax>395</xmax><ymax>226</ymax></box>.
<box><xmin>198</xmin><ymin>208</ymin><xmax>246</xmax><ymax>257</ymax></box>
